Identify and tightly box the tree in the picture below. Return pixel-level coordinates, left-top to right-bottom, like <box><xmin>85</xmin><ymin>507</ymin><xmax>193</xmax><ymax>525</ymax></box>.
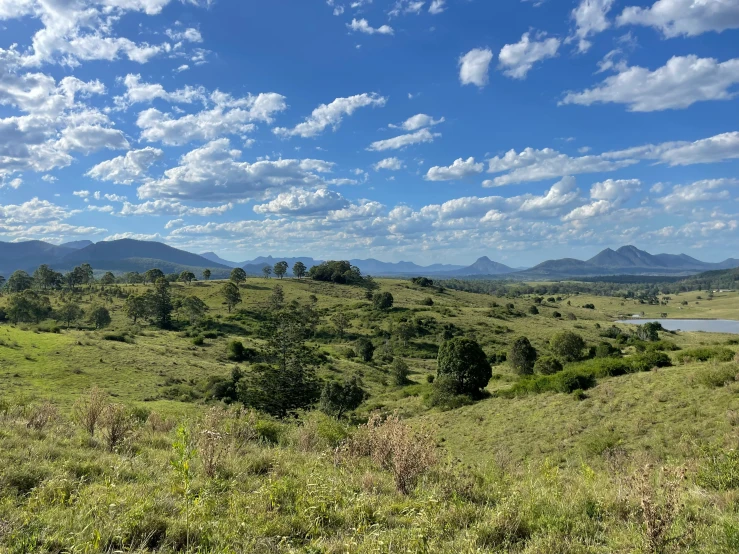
<box><xmin>395</xmin><ymin>321</ymin><xmax>415</xmax><ymax>347</ymax></box>
<box><xmin>269</xmin><ymin>284</ymin><xmax>284</xmax><ymax>311</ymax></box>
<box><xmin>308</xmin><ymin>260</ymin><xmax>363</xmax><ymax>285</ymax></box>
<box><xmin>292</xmin><ymin>261</ymin><xmax>307</xmax><ymax>279</ymax></box>
<box><xmin>356</xmin><ymin>337</ymin><xmax>375</xmax><ymax>362</ymax></box>
<box><xmin>230</xmin><ymin>267</ymin><xmax>247</xmax><ymax>285</ymax></box>
<box><xmin>144</xmin><ymin>268</ymin><xmax>164</xmax><ymax>284</ymax></box>
<box><xmin>125</xmin><ymin>294</ymin><xmax>148</xmax><ymax>324</ymax></box>
<box><xmin>6</xmin><ymin>290</ymin><xmax>51</xmax><ymax>323</ymax></box>
<box><xmin>437</xmin><ymin>337</ymin><xmax>492</xmax><ymax>395</ymax></box>
<box><xmin>55</xmin><ymin>301</ymin><xmax>84</xmax><ymax>328</ymax></box>
<box><xmin>509</xmin><ymin>336</ymin><xmax>538</xmax><ymax>375</ymax></box>
<box><xmin>125</xmin><ymin>272</ymin><xmax>142</xmax><ymax>285</ymax></box>
<box><xmin>549</xmin><ymin>331</ymin><xmax>586</xmax><ymax>362</ymax></box>
<box><xmin>331</xmin><ymin>312</ymin><xmax>350</xmax><ymax>339</ymax></box>
<box><xmin>88</xmin><ymin>306</ymin><xmax>111</xmax><ymax>329</ymax></box>
<box><xmin>319</xmin><ymin>376</ymin><xmax>367</xmax><ymax>418</ymax></box>
<box><xmin>181</xmin><ymin>295</ymin><xmax>208</xmax><ymax>324</ymax></box>
<box><xmin>179</xmin><ymin>271</ymin><xmax>196</xmax><ymax>285</ymax></box>
<box><xmin>273</xmin><ymin>261</ymin><xmax>288</xmax><ymax>279</ymax></box>
<box><xmin>79</xmin><ymin>263</ymin><xmax>94</xmax><ymax>288</ymax></box>
<box><xmin>528</xmin><ymin>305</ymin><xmax>539</xmax><ymax>315</ymax></box>
<box><xmin>221</xmin><ymin>282</ymin><xmax>242</xmax><ymax>312</ymax></box>
<box><xmin>372</xmin><ymin>291</ymin><xmax>394</xmax><ymax>311</ymax></box>
<box><xmin>391</xmin><ymin>358</ymin><xmax>410</xmax><ymax>386</ymax></box>
<box><xmin>0</xmin><ymin>275</ymin><xmax>5</xmax><ymax>289</ymax></box>
<box><xmin>636</xmin><ymin>322</ymin><xmax>662</xmax><ymax>342</ymax></box>
<box><xmin>100</xmin><ymin>272</ymin><xmax>116</xmax><ymax>287</ymax></box>
<box><xmin>147</xmin><ymin>278</ymin><xmax>173</xmax><ymax>328</ymax></box>
<box><xmin>6</xmin><ymin>270</ymin><xmax>33</xmax><ymax>292</ymax></box>
<box><xmin>262</xmin><ymin>266</ymin><xmax>272</xmax><ymax>279</ymax></box>
<box><xmin>534</xmin><ymin>356</ymin><xmax>563</xmax><ymax>375</ymax></box>
<box><xmin>202</xmin><ymin>269</ymin><xmax>211</xmax><ymax>281</ymax></box>
<box><xmin>33</xmin><ymin>265</ymin><xmax>61</xmax><ymax>290</ymax></box>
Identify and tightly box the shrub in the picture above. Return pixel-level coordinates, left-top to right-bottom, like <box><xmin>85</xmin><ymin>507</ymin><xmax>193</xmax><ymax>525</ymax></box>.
<box><xmin>509</xmin><ymin>336</ymin><xmax>537</xmax><ymax>375</ymax></box>
<box><xmin>552</xmin><ymin>311</ymin><xmax>561</xmax><ymax>318</ymax></box>
<box><xmin>549</xmin><ymin>331</ymin><xmax>586</xmax><ymax>362</ymax></box>
<box><xmin>696</xmin><ymin>366</ymin><xmax>739</xmax><ymax>388</ymax></box>
<box><xmin>425</xmin><ymin>376</ymin><xmax>475</xmax><ymax>410</ymax></box>
<box><xmin>226</xmin><ymin>340</ymin><xmax>256</xmax><ymax>362</ymax></box>
<box><xmin>356</xmin><ymin>338</ymin><xmax>375</xmax><ymax>362</ymax></box>
<box><xmin>192</xmin><ymin>336</ymin><xmax>205</xmax><ymax>346</ymax></box>
<box><xmin>103</xmin><ymin>333</ymin><xmax>131</xmax><ymax>343</ymax></box>
<box><xmin>675</xmin><ymin>347</ymin><xmax>734</xmax><ymax>364</ymax></box>
<box><xmin>372</xmin><ymin>292</ymin><xmax>394</xmax><ymax>311</ymax></box>
<box><xmin>391</xmin><ymin>358</ymin><xmax>410</xmax><ymax>385</ymax></box>
<box><xmin>572</xmin><ymin>388</ymin><xmax>587</xmax><ymax>400</ymax></box>
<box><xmin>26</xmin><ymin>401</ymin><xmax>58</xmax><ymax>431</ymax></box>
<box><xmin>534</xmin><ymin>356</ymin><xmax>563</xmax><ymax>375</ymax></box>
<box><xmin>72</xmin><ymin>386</ymin><xmax>108</xmax><ymax>436</ymax></box>
<box><xmin>197</xmin><ymin>407</ymin><xmax>228</xmax><ymax>478</ymax></box>
<box><xmin>488</xmin><ymin>351</ymin><xmax>507</xmax><ymax>365</ymax></box>
<box><xmin>595</xmin><ymin>342</ymin><xmax>621</xmax><ymax>358</ymax></box>
<box><xmin>697</xmin><ymin>448</ymin><xmax>739</xmax><ymax>491</ymax></box>
<box><xmin>437</xmin><ymin>337</ymin><xmax>492</xmax><ymax>395</ymax></box>
<box><xmin>319</xmin><ymin>376</ymin><xmax>367</xmax><ymax>418</ymax></box>
<box><xmin>100</xmin><ymin>404</ymin><xmax>135</xmax><ymax>451</ymax></box>
<box><xmin>426</xmin><ymin>374</ymin><xmax>435</xmax><ymax>383</ymax></box>
<box><xmin>528</xmin><ymin>305</ymin><xmax>539</xmax><ymax>315</ymax></box>
<box><xmin>420</xmin><ymin>297</ymin><xmax>434</xmax><ymax>306</ymax></box>
<box><xmin>630</xmin><ymin>351</ymin><xmax>672</xmax><ymax>372</ymax></box>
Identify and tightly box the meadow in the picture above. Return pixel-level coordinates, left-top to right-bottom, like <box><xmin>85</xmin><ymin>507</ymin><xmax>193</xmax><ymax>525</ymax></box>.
<box><xmin>0</xmin><ymin>274</ymin><xmax>738</xmax><ymax>553</ymax></box>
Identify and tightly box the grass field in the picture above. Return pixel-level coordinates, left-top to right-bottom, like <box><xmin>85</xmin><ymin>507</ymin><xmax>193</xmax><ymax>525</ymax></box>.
<box><xmin>1</xmin><ymin>276</ymin><xmax>738</xmax><ymax>552</ymax></box>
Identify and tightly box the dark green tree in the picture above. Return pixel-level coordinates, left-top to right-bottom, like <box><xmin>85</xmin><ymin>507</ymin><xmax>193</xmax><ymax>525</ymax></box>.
<box><xmin>88</xmin><ymin>306</ymin><xmax>111</xmax><ymax>329</ymax></box>
<box><xmin>144</xmin><ymin>268</ymin><xmax>164</xmax><ymax>284</ymax></box>
<box><xmin>331</xmin><ymin>312</ymin><xmax>350</xmax><ymax>339</ymax></box>
<box><xmin>509</xmin><ymin>336</ymin><xmax>538</xmax><ymax>375</ymax></box>
<box><xmin>100</xmin><ymin>272</ymin><xmax>116</xmax><ymax>287</ymax></box>
<box><xmin>221</xmin><ymin>282</ymin><xmax>242</xmax><ymax>312</ymax></box>
<box><xmin>437</xmin><ymin>337</ymin><xmax>492</xmax><ymax>395</ymax></box>
<box><xmin>125</xmin><ymin>294</ymin><xmax>148</xmax><ymax>324</ymax></box>
<box><xmin>181</xmin><ymin>295</ymin><xmax>208</xmax><ymax>324</ymax></box>
<box><xmin>6</xmin><ymin>290</ymin><xmax>51</xmax><ymax>323</ymax></box>
<box><xmin>391</xmin><ymin>358</ymin><xmax>410</xmax><ymax>386</ymax></box>
<box><xmin>179</xmin><ymin>271</ymin><xmax>196</xmax><ymax>285</ymax></box>
<box><xmin>147</xmin><ymin>278</ymin><xmax>173</xmax><ymax>328</ymax></box>
<box><xmin>55</xmin><ymin>301</ymin><xmax>84</xmax><ymax>328</ymax></box>
<box><xmin>292</xmin><ymin>261</ymin><xmax>307</xmax><ymax>279</ymax></box>
<box><xmin>273</xmin><ymin>261</ymin><xmax>288</xmax><ymax>279</ymax></box>
<box><xmin>319</xmin><ymin>376</ymin><xmax>367</xmax><ymax>418</ymax></box>
<box><xmin>356</xmin><ymin>337</ymin><xmax>375</xmax><ymax>362</ymax></box>
<box><xmin>270</xmin><ymin>284</ymin><xmax>285</xmax><ymax>311</ymax></box>
<box><xmin>534</xmin><ymin>356</ymin><xmax>563</xmax><ymax>375</ymax></box>
<box><xmin>372</xmin><ymin>291</ymin><xmax>394</xmax><ymax>311</ymax></box>
<box><xmin>230</xmin><ymin>267</ymin><xmax>247</xmax><ymax>285</ymax></box>
<box><xmin>202</xmin><ymin>268</ymin><xmax>211</xmax><ymax>281</ymax></box>
<box><xmin>6</xmin><ymin>270</ymin><xmax>33</xmax><ymax>292</ymax></box>
<box><xmin>549</xmin><ymin>331</ymin><xmax>586</xmax><ymax>362</ymax></box>
<box><xmin>33</xmin><ymin>264</ymin><xmax>61</xmax><ymax>290</ymax></box>
<box><xmin>262</xmin><ymin>266</ymin><xmax>272</xmax><ymax>279</ymax></box>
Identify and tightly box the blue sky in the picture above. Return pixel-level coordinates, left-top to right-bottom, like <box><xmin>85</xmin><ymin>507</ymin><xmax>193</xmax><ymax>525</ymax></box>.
<box><xmin>1</xmin><ymin>0</ymin><xmax>738</xmax><ymax>266</ymax></box>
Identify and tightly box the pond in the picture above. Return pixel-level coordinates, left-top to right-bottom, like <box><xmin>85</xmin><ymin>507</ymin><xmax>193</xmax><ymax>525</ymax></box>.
<box><xmin>615</xmin><ymin>319</ymin><xmax>739</xmax><ymax>335</ymax></box>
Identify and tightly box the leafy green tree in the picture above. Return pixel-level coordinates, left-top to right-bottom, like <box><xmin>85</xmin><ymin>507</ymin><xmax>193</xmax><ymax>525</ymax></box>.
<box><xmin>395</xmin><ymin>321</ymin><xmax>415</xmax><ymax>347</ymax></box>
<box><xmin>181</xmin><ymin>295</ymin><xmax>208</xmax><ymax>324</ymax></box>
<box><xmin>100</xmin><ymin>272</ymin><xmax>116</xmax><ymax>287</ymax></box>
<box><xmin>635</xmin><ymin>322</ymin><xmax>662</xmax><ymax>342</ymax></box>
<box><xmin>147</xmin><ymin>278</ymin><xmax>173</xmax><ymax>328</ymax></box>
<box><xmin>262</xmin><ymin>266</ymin><xmax>272</xmax><ymax>279</ymax></box>
<box><xmin>88</xmin><ymin>306</ymin><xmax>111</xmax><ymax>329</ymax></box>
<box><xmin>534</xmin><ymin>356</ymin><xmax>563</xmax><ymax>375</ymax></box>
<box><xmin>391</xmin><ymin>358</ymin><xmax>410</xmax><ymax>386</ymax></box>
<box><xmin>356</xmin><ymin>337</ymin><xmax>375</xmax><ymax>362</ymax></box>
<box><xmin>179</xmin><ymin>271</ymin><xmax>196</xmax><ymax>285</ymax></box>
<box><xmin>437</xmin><ymin>337</ymin><xmax>492</xmax><ymax>395</ymax></box>
<box><xmin>6</xmin><ymin>270</ymin><xmax>33</xmax><ymax>292</ymax></box>
<box><xmin>55</xmin><ymin>301</ymin><xmax>84</xmax><ymax>328</ymax></box>
<box><xmin>125</xmin><ymin>294</ymin><xmax>148</xmax><ymax>324</ymax></box>
<box><xmin>6</xmin><ymin>290</ymin><xmax>51</xmax><ymax>323</ymax></box>
<box><xmin>202</xmin><ymin>268</ymin><xmax>211</xmax><ymax>281</ymax></box>
<box><xmin>509</xmin><ymin>336</ymin><xmax>538</xmax><ymax>375</ymax></box>
<box><xmin>33</xmin><ymin>264</ymin><xmax>61</xmax><ymax>290</ymax></box>
<box><xmin>319</xmin><ymin>376</ymin><xmax>367</xmax><ymax>418</ymax></box>
<box><xmin>79</xmin><ymin>263</ymin><xmax>94</xmax><ymax>288</ymax></box>
<box><xmin>549</xmin><ymin>331</ymin><xmax>586</xmax><ymax>362</ymax></box>
<box><xmin>221</xmin><ymin>282</ymin><xmax>242</xmax><ymax>312</ymax></box>
<box><xmin>308</xmin><ymin>260</ymin><xmax>363</xmax><ymax>285</ymax></box>
<box><xmin>230</xmin><ymin>267</ymin><xmax>247</xmax><ymax>285</ymax></box>
<box><xmin>292</xmin><ymin>261</ymin><xmax>307</xmax><ymax>279</ymax></box>
<box><xmin>273</xmin><ymin>261</ymin><xmax>288</xmax><ymax>279</ymax></box>
<box><xmin>331</xmin><ymin>312</ymin><xmax>350</xmax><ymax>339</ymax></box>
<box><xmin>372</xmin><ymin>291</ymin><xmax>394</xmax><ymax>311</ymax></box>
<box><xmin>125</xmin><ymin>272</ymin><xmax>142</xmax><ymax>285</ymax></box>
<box><xmin>144</xmin><ymin>268</ymin><xmax>164</xmax><ymax>284</ymax></box>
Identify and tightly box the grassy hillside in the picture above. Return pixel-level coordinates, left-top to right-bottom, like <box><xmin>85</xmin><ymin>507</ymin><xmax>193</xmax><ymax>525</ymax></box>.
<box><xmin>0</xmin><ymin>276</ymin><xmax>738</xmax><ymax>552</ymax></box>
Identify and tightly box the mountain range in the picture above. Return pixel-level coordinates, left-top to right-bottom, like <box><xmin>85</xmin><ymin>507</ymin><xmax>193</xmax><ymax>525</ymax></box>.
<box><xmin>0</xmin><ymin>240</ymin><xmax>737</xmax><ymax>280</ymax></box>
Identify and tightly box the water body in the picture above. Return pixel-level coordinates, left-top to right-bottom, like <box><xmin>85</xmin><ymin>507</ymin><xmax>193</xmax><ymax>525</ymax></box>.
<box><xmin>615</xmin><ymin>319</ymin><xmax>739</xmax><ymax>335</ymax></box>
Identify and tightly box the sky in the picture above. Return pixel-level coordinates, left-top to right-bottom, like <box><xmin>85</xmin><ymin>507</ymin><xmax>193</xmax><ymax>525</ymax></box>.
<box><xmin>1</xmin><ymin>0</ymin><xmax>739</xmax><ymax>267</ymax></box>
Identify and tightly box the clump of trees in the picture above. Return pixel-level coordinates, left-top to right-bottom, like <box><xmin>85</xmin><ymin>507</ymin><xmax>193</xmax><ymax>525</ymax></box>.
<box><xmin>372</xmin><ymin>292</ymin><xmax>394</xmax><ymax>311</ymax></box>
<box><xmin>308</xmin><ymin>261</ymin><xmax>365</xmax><ymax>285</ymax></box>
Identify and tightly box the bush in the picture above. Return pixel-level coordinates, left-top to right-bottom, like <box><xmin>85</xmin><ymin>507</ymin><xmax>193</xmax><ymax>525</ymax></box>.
<box><xmin>488</xmin><ymin>351</ymin><xmax>507</xmax><ymax>365</ymax></box>
<box><xmin>552</xmin><ymin>311</ymin><xmax>561</xmax><ymax>318</ymax></box>
<box><xmin>534</xmin><ymin>356</ymin><xmax>563</xmax><ymax>375</ymax></box>
<box><xmin>630</xmin><ymin>351</ymin><xmax>672</xmax><ymax>372</ymax></box>
<box><xmin>72</xmin><ymin>386</ymin><xmax>108</xmax><ymax>436</ymax></box>
<box><xmin>425</xmin><ymin>376</ymin><xmax>475</xmax><ymax>410</ymax></box>
<box><xmin>192</xmin><ymin>336</ymin><xmax>205</xmax><ymax>346</ymax></box>
<box><xmin>420</xmin><ymin>297</ymin><xmax>434</xmax><ymax>306</ymax></box>
<box><xmin>675</xmin><ymin>347</ymin><xmax>734</xmax><ymax>364</ymax></box>
<box><xmin>227</xmin><ymin>340</ymin><xmax>256</xmax><ymax>362</ymax></box>
<box><xmin>528</xmin><ymin>305</ymin><xmax>539</xmax><ymax>315</ymax></box>
<box><xmin>356</xmin><ymin>338</ymin><xmax>375</xmax><ymax>362</ymax></box>
<box><xmin>549</xmin><ymin>331</ymin><xmax>586</xmax><ymax>362</ymax></box>
<box><xmin>437</xmin><ymin>337</ymin><xmax>492</xmax><ymax>395</ymax></box>
<box><xmin>372</xmin><ymin>292</ymin><xmax>394</xmax><ymax>311</ymax></box>
<box><xmin>595</xmin><ymin>342</ymin><xmax>621</xmax><ymax>358</ymax></box>
<box><xmin>509</xmin><ymin>336</ymin><xmax>537</xmax><ymax>375</ymax></box>
<box><xmin>103</xmin><ymin>333</ymin><xmax>132</xmax><ymax>343</ymax></box>
<box><xmin>696</xmin><ymin>366</ymin><xmax>739</xmax><ymax>388</ymax></box>
<box><xmin>391</xmin><ymin>358</ymin><xmax>410</xmax><ymax>385</ymax></box>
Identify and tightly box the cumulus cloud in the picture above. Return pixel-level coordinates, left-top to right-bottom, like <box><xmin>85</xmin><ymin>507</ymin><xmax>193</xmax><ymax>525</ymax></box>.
<box><xmin>617</xmin><ymin>0</ymin><xmax>739</xmax><ymax>38</ymax></box>
<box><xmin>165</xmin><ymin>27</ymin><xmax>203</xmax><ymax>43</ymax></box>
<box><xmin>0</xmin><ymin>197</ymin><xmax>78</xmax><ymax>224</ymax></box>
<box><xmin>137</xmin><ymin>138</ymin><xmax>335</xmax><ymax>201</ymax></box>
<box><xmin>367</xmin><ymin>128</ymin><xmax>441</xmax><ymax>151</ymax></box>
<box><xmin>115</xmin><ymin>74</ymin><xmax>206</xmax><ymax>108</ymax></box>
<box><xmin>389</xmin><ymin>114</ymin><xmax>445</xmax><ymax>131</ymax></box>
<box><xmin>656</xmin><ymin>178</ymin><xmax>739</xmax><ymax>210</ymax></box>
<box><xmin>498</xmin><ymin>32</ymin><xmax>560</xmax><ymax>79</ymax></box>
<box><xmin>347</xmin><ymin>18</ymin><xmax>394</xmax><ymax>35</ymax></box>
<box><xmin>86</xmin><ymin>147</ymin><xmax>164</xmax><ymax>184</ymax></box>
<box><xmin>561</xmin><ymin>55</ymin><xmax>739</xmax><ymax>111</ymax></box>
<box><xmin>604</xmin><ymin>131</ymin><xmax>739</xmax><ymax>166</ymax></box>
<box><xmin>373</xmin><ymin>157</ymin><xmax>405</xmax><ymax>171</ymax></box>
<box><xmin>274</xmin><ymin>93</ymin><xmax>386</xmax><ymax>138</ymax></box>
<box><xmin>253</xmin><ymin>188</ymin><xmax>350</xmax><ymax>215</ymax></box>
<box><xmin>459</xmin><ymin>48</ymin><xmax>494</xmax><ymax>87</ymax></box>
<box><xmin>429</xmin><ymin>0</ymin><xmax>446</xmax><ymax>14</ymax></box>
<box><xmin>389</xmin><ymin>0</ymin><xmax>425</xmax><ymax>17</ymax></box>
<box><xmin>425</xmin><ymin>157</ymin><xmax>484</xmax><ymax>181</ymax></box>
<box><xmin>569</xmin><ymin>0</ymin><xmax>615</xmax><ymax>53</ymax></box>
<box><xmin>564</xmin><ymin>178</ymin><xmax>641</xmax><ymax>220</ymax></box>
<box><xmin>120</xmin><ymin>199</ymin><xmax>233</xmax><ymax>216</ymax></box>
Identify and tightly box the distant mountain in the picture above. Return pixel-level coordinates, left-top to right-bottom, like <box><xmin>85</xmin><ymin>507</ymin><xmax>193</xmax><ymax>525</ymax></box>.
<box><xmin>60</xmin><ymin>240</ymin><xmax>93</xmax><ymax>250</ymax></box>
<box><xmin>0</xmin><ymin>240</ymin><xmax>74</xmax><ymax>275</ymax></box>
<box><xmin>349</xmin><ymin>258</ymin><xmax>465</xmax><ymax>276</ymax></box>
<box><xmin>521</xmin><ymin>258</ymin><xmax>601</xmax><ymax>278</ymax></box>
<box><xmin>200</xmin><ymin>252</ymin><xmax>240</xmax><ymax>268</ymax></box>
<box><xmin>439</xmin><ymin>256</ymin><xmax>515</xmax><ymax>277</ymax></box>
<box><xmin>241</xmin><ymin>256</ymin><xmax>322</xmax><ymax>275</ymax></box>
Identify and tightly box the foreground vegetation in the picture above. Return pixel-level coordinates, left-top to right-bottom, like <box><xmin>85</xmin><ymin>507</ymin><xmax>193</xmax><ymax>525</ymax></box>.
<box><xmin>1</xmin><ymin>263</ymin><xmax>738</xmax><ymax>552</ymax></box>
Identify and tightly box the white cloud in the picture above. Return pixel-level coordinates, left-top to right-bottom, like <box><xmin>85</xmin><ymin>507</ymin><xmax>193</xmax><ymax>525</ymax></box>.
<box><xmin>429</xmin><ymin>0</ymin><xmax>446</xmax><ymax>14</ymax></box>
<box><xmin>617</xmin><ymin>0</ymin><xmax>739</xmax><ymax>38</ymax></box>
<box><xmin>165</xmin><ymin>27</ymin><xmax>203</xmax><ymax>43</ymax></box>
<box><xmin>569</xmin><ymin>0</ymin><xmax>614</xmax><ymax>53</ymax></box>
<box><xmin>104</xmin><ymin>193</ymin><xmax>128</xmax><ymax>202</ymax></box>
<box><xmin>425</xmin><ymin>157</ymin><xmax>484</xmax><ymax>181</ymax></box>
<box><xmin>347</xmin><ymin>18</ymin><xmax>394</xmax><ymax>35</ymax></box>
<box><xmin>459</xmin><ymin>48</ymin><xmax>494</xmax><ymax>87</ymax></box>
<box><xmin>389</xmin><ymin>1</ymin><xmax>425</xmax><ymax>16</ymax></box>
<box><xmin>253</xmin><ymin>188</ymin><xmax>350</xmax><ymax>215</ymax></box>
<box><xmin>389</xmin><ymin>113</ymin><xmax>445</xmax><ymax>131</ymax></box>
<box><xmin>367</xmin><ymin>128</ymin><xmax>441</xmax><ymax>151</ymax></box>
<box><xmin>0</xmin><ymin>197</ymin><xmax>77</xmax><ymax>224</ymax></box>
<box><xmin>498</xmin><ymin>32</ymin><xmax>560</xmax><ymax>79</ymax></box>
<box><xmin>41</xmin><ymin>174</ymin><xmax>57</xmax><ymax>182</ymax></box>
<box><xmin>165</xmin><ymin>218</ymin><xmax>184</xmax><ymax>229</ymax></box>
<box><xmin>373</xmin><ymin>157</ymin><xmax>405</xmax><ymax>171</ymax></box>
<box><xmin>104</xmin><ymin>232</ymin><xmax>164</xmax><ymax>242</ymax></box>
<box><xmin>137</xmin><ymin>138</ymin><xmax>335</xmax><ymax>201</ymax></box>
<box><xmin>604</xmin><ymin>131</ymin><xmax>739</xmax><ymax>166</ymax></box>
<box><xmin>561</xmin><ymin>55</ymin><xmax>739</xmax><ymax>112</ymax></box>
<box><xmin>120</xmin><ymin>199</ymin><xmax>233</xmax><ymax>216</ymax></box>
<box><xmin>274</xmin><ymin>93</ymin><xmax>386</xmax><ymax>138</ymax></box>
<box><xmin>657</xmin><ymin>178</ymin><xmax>739</xmax><ymax>210</ymax></box>
<box><xmin>73</xmin><ymin>190</ymin><xmax>90</xmax><ymax>198</ymax></box>
<box><xmin>484</xmin><ymin>147</ymin><xmax>637</xmax><ymax>186</ymax></box>
<box><xmin>564</xmin><ymin>178</ymin><xmax>641</xmax><ymax>221</ymax></box>
<box><xmin>115</xmin><ymin>74</ymin><xmax>205</xmax><ymax>108</ymax></box>
<box><xmin>1</xmin><ymin>177</ymin><xmax>23</xmax><ymax>189</ymax></box>
<box><xmin>86</xmin><ymin>147</ymin><xmax>164</xmax><ymax>184</ymax></box>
